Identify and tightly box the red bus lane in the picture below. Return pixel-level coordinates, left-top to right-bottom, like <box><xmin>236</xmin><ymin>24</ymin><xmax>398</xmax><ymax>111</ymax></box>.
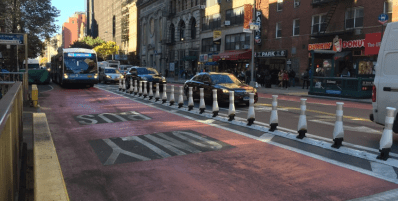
<box><xmin>39</xmin><ymin>84</ymin><xmax>397</xmax><ymax>201</ymax></box>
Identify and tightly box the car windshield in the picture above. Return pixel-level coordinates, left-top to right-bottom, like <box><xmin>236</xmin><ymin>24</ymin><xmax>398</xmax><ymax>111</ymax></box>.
<box><xmin>105</xmin><ymin>69</ymin><xmax>120</xmax><ymax>74</ymax></box>
<box><xmin>137</xmin><ymin>68</ymin><xmax>159</xmax><ymax>75</ymax></box>
<box><xmin>210</xmin><ymin>74</ymin><xmax>242</xmax><ymax>85</ymax></box>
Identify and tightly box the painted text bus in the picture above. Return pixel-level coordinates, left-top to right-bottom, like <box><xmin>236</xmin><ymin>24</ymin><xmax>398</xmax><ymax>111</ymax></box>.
<box><xmin>51</xmin><ymin>48</ymin><xmax>99</xmax><ymax>87</ymax></box>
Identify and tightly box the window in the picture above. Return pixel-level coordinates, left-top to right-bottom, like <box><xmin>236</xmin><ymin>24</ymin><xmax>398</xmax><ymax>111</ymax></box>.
<box><xmin>191</xmin><ymin>19</ymin><xmax>197</xmax><ymax>39</ymax></box>
<box><xmin>384</xmin><ymin>1</ymin><xmax>393</xmax><ymax>23</ymax></box>
<box><xmin>294</xmin><ymin>0</ymin><xmax>300</xmax><ymax>8</ymax></box>
<box><xmin>312</xmin><ymin>14</ymin><xmax>326</xmax><ymax>34</ymax></box>
<box><xmin>277</xmin><ymin>0</ymin><xmax>283</xmax><ymax>11</ymax></box>
<box><xmin>202</xmin><ymin>75</ymin><xmax>211</xmax><ymax>83</ymax></box>
<box><xmin>113</xmin><ymin>15</ymin><xmax>116</xmax><ymax>37</ymax></box>
<box><xmin>169</xmin><ymin>24</ymin><xmax>175</xmax><ymax>43</ymax></box>
<box><xmin>179</xmin><ymin>21</ymin><xmax>185</xmax><ymax>41</ymax></box>
<box><xmin>345</xmin><ymin>7</ymin><xmax>364</xmax><ymax>29</ymax></box>
<box><xmin>293</xmin><ymin>19</ymin><xmax>300</xmax><ymax>36</ymax></box>
<box><xmin>202</xmin><ymin>14</ymin><xmax>221</xmax><ymax>31</ymax></box>
<box><xmin>276</xmin><ymin>22</ymin><xmax>282</xmax><ymax>38</ymax></box>
<box><xmin>225</xmin><ymin>33</ymin><xmax>250</xmax><ymax>50</ymax></box>
<box><xmin>225</xmin><ymin>7</ymin><xmax>244</xmax><ymax>26</ymax></box>
<box><xmin>201</xmin><ymin>37</ymin><xmax>220</xmax><ymax>53</ymax></box>
<box><xmin>206</xmin><ymin>0</ymin><xmax>218</xmax><ymax>7</ymax></box>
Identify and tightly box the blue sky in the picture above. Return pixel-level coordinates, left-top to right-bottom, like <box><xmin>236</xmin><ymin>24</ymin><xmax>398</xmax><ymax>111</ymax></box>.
<box><xmin>51</xmin><ymin>0</ymin><xmax>86</xmax><ymax>34</ymax></box>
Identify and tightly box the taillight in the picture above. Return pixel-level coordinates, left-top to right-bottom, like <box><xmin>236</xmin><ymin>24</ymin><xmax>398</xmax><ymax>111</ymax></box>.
<box><xmin>372</xmin><ymin>85</ymin><xmax>376</xmax><ymax>102</ymax></box>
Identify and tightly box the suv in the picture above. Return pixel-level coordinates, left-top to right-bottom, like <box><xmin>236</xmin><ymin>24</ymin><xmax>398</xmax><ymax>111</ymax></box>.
<box><xmin>125</xmin><ymin>67</ymin><xmax>166</xmax><ymax>91</ymax></box>
<box><xmin>99</xmin><ymin>67</ymin><xmax>123</xmax><ymax>84</ymax></box>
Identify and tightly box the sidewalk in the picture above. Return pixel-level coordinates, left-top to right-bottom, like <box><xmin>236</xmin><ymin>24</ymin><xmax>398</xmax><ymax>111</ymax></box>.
<box><xmin>166</xmin><ymin>77</ymin><xmax>372</xmax><ymax>104</ymax></box>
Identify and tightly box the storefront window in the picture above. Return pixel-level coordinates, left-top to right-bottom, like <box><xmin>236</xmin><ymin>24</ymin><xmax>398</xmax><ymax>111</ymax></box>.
<box><xmin>358</xmin><ymin>61</ymin><xmax>374</xmax><ymax>75</ymax></box>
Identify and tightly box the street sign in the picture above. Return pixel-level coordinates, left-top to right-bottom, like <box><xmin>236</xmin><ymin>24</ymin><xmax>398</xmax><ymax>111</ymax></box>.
<box><xmin>378</xmin><ymin>13</ymin><xmax>389</xmax><ymax>24</ymax></box>
<box><xmin>0</xmin><ymin>33</ymin><xmax>24</xmax><ymax>45</ymax></box>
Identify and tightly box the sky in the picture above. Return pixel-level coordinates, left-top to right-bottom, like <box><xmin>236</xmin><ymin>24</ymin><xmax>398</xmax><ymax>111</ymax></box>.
<box><xmin>51</xmin><ymin>0</ymin><xmax>86</xmax><ymax>34</ymax></box>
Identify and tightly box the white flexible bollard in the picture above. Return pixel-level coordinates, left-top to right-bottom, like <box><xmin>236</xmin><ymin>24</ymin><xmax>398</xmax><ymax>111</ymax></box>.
<box><xmin>178</xmin><ymin>86</ymin><xmax>184</xmax><ymax>108</ymax></box>
<box><xmin>149</xmin><ymin>82</ymin><xmax>154</xmax><ymax>100</ymax></box>
<box><xmin>134</xmin><ymin>80</ymin><xmax>138</xmax><ymax>95</ymax></box>
<box><xmin>212</xmin><ymin>89</ymin><xmax>219</xmax><ymax>117</ymax></box>
<box><xmin>331</xmin><ymin>102</ymin><xmax>344</xmax><ymax>148</ymax></box>
<box><xmin>228</xmin><ymin>91</ymin><xmax>235</xmax><ymax>121</ymax></box>
<box><xmin>119</xmin><ymin>78</ymin><xmax>122</xmax><ymax>91</ymax></box>
<box><xmin>138</xmin><ymin>81</ymin><xmax>143</xmax><ymax>97</ymax></box>
<box><xmin>162</xmin><ymin>84</ymin><xmax>167</xmax><ymax>104</ymax></box>
<box><xmin>269</xmin><ymin>95</ymin><xmax>279</xmax><ymax>131</ymax></box>
<box><xmin>247</xmin><ymin>93</ymin><xmax>255</xmax><ymax>126</ymax></box>
<box><xmin>188</xmin><ymin>87</ymin><xmax>194</xmax><ymax>111</ymax></box>
<box><xmin>155</xmin><ymin>83</ymin><xmax>160</xmax><ymax>102</ymax></box>
<box><xmin>122</xmin><ymin>78</ymin><xmax>126</xmax><ymax>92</ymax></box>
<box><xmin>169</xmin><ymin>85</ymin><xmax>175</xmax><ymax>106</ymax></box>
<box><xmin>129</xmin><ymin>79</ymin><xmax>133</xmax><ymax>94</ymax></box>
<box><xmin>199</xmin><ymin>88</ymin><xmax>205</xmax><ymax>114</ymax></box>
<box><xmin>377</xmin><ymin>107</ymin><xmax>396</xmax><ymax>161</ymax></box>
<box><xmin>143</xmin><ymin>81</ymin><xmax>148</xmax><ymax>98</ymax></box>
<box><xmin>297</xmin><ymin>98</ymin><xmax>308</xmax><ymax>139</ymax></box>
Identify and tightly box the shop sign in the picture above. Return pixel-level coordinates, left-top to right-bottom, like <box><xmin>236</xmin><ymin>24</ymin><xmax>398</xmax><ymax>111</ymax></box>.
<box><xmin>203</xmin><ymin>54</ymin><xmax>208</xmax><ymax>62</ymax></box>
<box><xmin>308</xmin><ymin>42</ymin><xmax>332</xmax><ymax>51</ymax></box>
<box><xmin>325</xmin><ymin>90</ymin><xmax>341</xmax><ymax>95</ymax></box>
<box><xmin>255</xmin><ymin>11</ymin><xmax>262</xmax><ymax>44</ymax></box>
<box><xmin>243</xmin><ymin>4</ymin><xmax>253</xmax><ymax>33</ymax></box>
<box><xmin>255</xmin><ymin>50</ymin><xmax>287</xmax><ymax>57</ymax></box>
<box><xmin>362</xmin><ymin>81</ymin><xmax>374</xmax><ymax>87</ymax></box>
<box><xmin>208</xmin><ymin>53</ymin><xmax>213</xmax><ymax>62</ymax></box>
<box><xmin>365</xmin><ymin>33</ymin><xmax>382</xmax><ymax>55</ymax></box>
<box><xmin>309</xmin><ymin>39</ymin><xmax>365</xmax><ymax>51</ymax></box>
<box><xmin>213</xmin><ymin>31</ymin><xmax>221</xmax><ymax>44</ymax></box>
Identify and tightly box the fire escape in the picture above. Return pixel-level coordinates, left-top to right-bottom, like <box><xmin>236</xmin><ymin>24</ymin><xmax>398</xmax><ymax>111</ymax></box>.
<box><xmin>311</xmin><ymin>0</ymin><xmax>352</xmax><ymax>36</ymax></box>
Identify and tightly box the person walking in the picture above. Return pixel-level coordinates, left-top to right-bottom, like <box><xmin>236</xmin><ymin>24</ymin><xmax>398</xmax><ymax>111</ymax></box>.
<box><xmin>278</xmin><ymin>69</ymin><xmax>283</xmax><ymax>88</ymax></box>
<box><xmin>289</xmin><ymin>69</ymin><xmax>296</xmax><ymax>87</ymax></box>
<box><xmin>283</xmin><ymin>70</ymin><xmax>289</xmax><ymax>89</ymax></box>
<box><xmin>302</xmin><ymin>69</ymin><xmax>309</xmax><ymax>89</ymax></box>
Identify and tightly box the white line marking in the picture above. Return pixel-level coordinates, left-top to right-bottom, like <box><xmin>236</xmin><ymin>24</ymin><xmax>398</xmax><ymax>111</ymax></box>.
<box><xmin>370</xmin><ymin>162</ymin><xmax>398</xmax><ymax>179</ymax></box>
<box><xmin>121</xmin><ymin>136</ymin><xmax>172</xmax><ymax>158</ymax></box>
<box><xmin>310</xmin><ymin>120</ymin><xmax>382</xmax><ymax>134</ymax></box>
<box><xmin>145</xmin><ymin>133</ymin><xmax>201</xmax><ymax>155</ymax></box>
<box><xmin>102</xmin><ymin>139</ymin><xmax>151</xmax><ymax>165</ymax></box>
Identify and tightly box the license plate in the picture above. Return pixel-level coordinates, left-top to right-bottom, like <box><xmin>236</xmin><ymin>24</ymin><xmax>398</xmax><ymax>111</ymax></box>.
<box><xmin>243</xmin><ymin>96</ymin><xmax>250</xmax><ymax>101</ymax></box>
<box><xmin>88</xmin><ymin>75</ymin><xmax>92</xmax><ymax>78</ymax></box>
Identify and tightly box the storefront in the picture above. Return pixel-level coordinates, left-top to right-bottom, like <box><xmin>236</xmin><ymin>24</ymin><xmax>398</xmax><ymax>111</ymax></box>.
<box><xmin>308</xmin><ymin>33</ymin><xmax>381</xmax><ymax>98</ymax></box>
<box><xmin>212</xmin><ymin>49</ymin><xmax>252</xmax><ymax>73</ymax></box>
<box><xmin>255</xmin><ymin>50</ymin><xmax>288</xmax><ymax>84</ymax></box>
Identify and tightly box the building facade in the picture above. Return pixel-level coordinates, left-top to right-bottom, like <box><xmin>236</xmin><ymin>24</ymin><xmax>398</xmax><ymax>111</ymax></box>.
<box><xmin>62</xmin><ymin>12</ymin><xmax>87</xmax><ymax>48</ymax></box>
<box><xmin>43</xmin><ymin>34</ymin><xmax>62</xmax><ymax>67</ymax></box>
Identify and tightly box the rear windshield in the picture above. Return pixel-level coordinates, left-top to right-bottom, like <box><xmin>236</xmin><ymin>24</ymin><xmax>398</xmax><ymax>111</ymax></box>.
<box><xmin>105</xmin><ymin>69</ymin><xmax>120</xmax><ymax>74</ymax></box>
<box><xmin>137</xmin><ymin>68</ymin><xmax>159</xmax><ymax>75</ymax></box>
<box><xmin>210</xmin><ymin>74</ymin><xmax>242</xmax><ymax>85</ymax></box>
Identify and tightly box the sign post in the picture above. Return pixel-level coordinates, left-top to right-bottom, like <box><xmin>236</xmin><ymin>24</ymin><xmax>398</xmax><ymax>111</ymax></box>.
<box><xmin>378</xmin><ymin>13</ymin><xmax>389</xmax><ymax>40</ymax></box>
<box><xmin>0</xmin><ymin>33</ymin><xmax>27</xmax><ymax>71</ymax></box>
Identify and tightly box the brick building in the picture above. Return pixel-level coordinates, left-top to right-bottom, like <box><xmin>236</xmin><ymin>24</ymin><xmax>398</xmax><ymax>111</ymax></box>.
<box><xmin>260</xmin><ymin>0</ymin><xmax>397</xmax><ymax>82</ymax></box>
<box><xmin>62</xmin><ymin>12</ymin><xmax>87</xmax><ymax>48</ymax></box>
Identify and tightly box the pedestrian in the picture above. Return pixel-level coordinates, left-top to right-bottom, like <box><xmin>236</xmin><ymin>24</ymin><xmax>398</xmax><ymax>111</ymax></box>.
<box><xmin>278</xmin><ymin>69</ymin><xmax>283</xmax><ymax>88</ymax></box>
<box><xmin>245</xmin><ymin>68</ymin><xmax>251</xmax><ymax>84</ymax></box>
<box><xmin>302</xmin><ymin>69</ymin><xmax>309</xmax><ymax>89</ymax></box>
<box><xmin>289</xmin><ymin>69</ymin><xmax>296</xmax><ymax>87</ymax></box>
<box><xmin>283</xmin><ymin>70</ymin><xmax>289</xmax><ymax>89</ymax></box>
<box><xmin>165</xmin><ymin>69</ymin><xmax>168</xmax><ymax>77</ymax></box>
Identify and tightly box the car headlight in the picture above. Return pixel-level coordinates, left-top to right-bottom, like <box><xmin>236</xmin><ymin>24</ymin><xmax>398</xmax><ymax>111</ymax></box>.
<box><xmin>120</xmin><ymin>75</ymin><xmax>124</xmax><ymax>79</ymax></box>
<box><xmin>222</xmin><ymin>89</ymin><xmax>229</xmax><ymax>93</ymax></box>
<box><xmin>94</xmin><ymin>73</ymin><xmax>98</xmax><ymax>79</ymax></box>
<box><xmin>141</xmin><ymin>77</ymin><xmax>148</xmax><ymax>81</ymax></box>
<box><xmin>106</xmin><ymin>75</ymin><xmax>111</xmax><ymax>79</ymax></box>
<box><xmin>64</xmin><ymin>74</ymin><xmax>68</xmax><ymax>79</ymax></box>
<box><xmin>47</xmin><ymin>68</ymin><xmax>50</xmax><ymax>72</ymax></box>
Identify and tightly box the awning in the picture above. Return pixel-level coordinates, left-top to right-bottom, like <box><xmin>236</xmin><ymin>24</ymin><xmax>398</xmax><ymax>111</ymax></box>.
<box><xmin>182</xmin><ymin>56</ymin><xmax>198</xmax><ymax>61</ymax></box>
<box><xmin>212</xmin><ymin>50</ymin><xmax>252</xmax><ymax>62</ymax></box>
<box><xmin>204</xmin><ymin>62</ymin><xmax>218</xmax><ymax>65</ymax></box>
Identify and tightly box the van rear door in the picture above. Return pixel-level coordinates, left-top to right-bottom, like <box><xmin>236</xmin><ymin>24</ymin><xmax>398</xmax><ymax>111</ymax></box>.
<box><xmin>375</xmin><ymin>22</ymin><xmax>398</xmax><ymax>124</ymax></box>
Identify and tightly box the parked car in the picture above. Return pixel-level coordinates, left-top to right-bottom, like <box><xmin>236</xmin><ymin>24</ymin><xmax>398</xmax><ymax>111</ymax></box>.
<box><xmin>125</xmin><ymin>67</ymin><xmax>167</xmax><ymax>91</ymax></box>
<box><xmin>183</xmin><ymin>72</ymin><xmax>258</xmax><ymax>105</ymax></box>
<box><xmin>99</xmin><ymin>67</ymin><xmax>123</xmax><ymax>84</ymax></box>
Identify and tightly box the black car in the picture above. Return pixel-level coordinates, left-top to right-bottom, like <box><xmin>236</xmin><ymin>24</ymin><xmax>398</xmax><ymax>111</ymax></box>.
<box><xmin>125</xmin><ymin>67</ymin><xmax>167</xmax><ymax>91</ymax></box>
<box><xmin>183</xmin><ymin>72</ymin><xmax>258</xmax><ymax>105</ymax></box>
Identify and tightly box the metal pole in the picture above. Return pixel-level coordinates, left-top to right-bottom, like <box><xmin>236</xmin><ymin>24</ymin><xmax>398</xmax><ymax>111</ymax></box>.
<box><xmin>24</xmin><ymin>34</ymin><xmax>28</xmax><ymax>72</ymax></box>
<box><xmin>250</xmin><ymin>0</ymin><xmax>256</xmax><ymax>87</ymax></box>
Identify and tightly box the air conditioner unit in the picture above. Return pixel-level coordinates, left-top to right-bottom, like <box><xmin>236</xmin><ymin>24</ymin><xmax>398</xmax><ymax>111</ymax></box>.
<box><xmin>294</xmin><ymin>2</ymin><xmax>300</xmax><ymax>7</ymax></box>
<box><xmin>200</xmin><ymin>5</ymin><xmax>206</xmax><ymax>9</ymax></box>
<box><xmin>354</xmin><ymin>29</ymin><xmax>362</xmax><ymax>35</ymax></box>
<box><xmin>225</xmin><ymin>21</ymin><xmax>230</xmax><ymax>26</ymax></box>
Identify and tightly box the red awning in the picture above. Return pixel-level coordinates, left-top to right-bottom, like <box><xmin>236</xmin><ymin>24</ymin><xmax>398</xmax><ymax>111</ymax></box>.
<box><xmin>212</xmin><ymin>50</ymin><xmax>252</xmax><ymax>62</ymax></box>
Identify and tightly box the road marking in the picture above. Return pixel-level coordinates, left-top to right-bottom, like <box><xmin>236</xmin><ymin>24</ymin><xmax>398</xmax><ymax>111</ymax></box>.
<box><xmin>102</xmin><ymin>139</ymin><xmax>151</xmax><ymax>165</ymax></box>
<box><xmin>74</xmin><ymin>111</ymin><xmax>151</xmax><ymax>125</ymax></box>
<box><xmin>122</xmin><ymin>136</ymin><xmax>172</xmax><ymax>158</ymax></box>
<box><xmin>256</xmin><ymin>103</ymin><xmax>371</xmax><ymax>122</ymax></box>
<box><xmin>310</xmin><ymin>120</ymin><xmax>382</xmax><ymax>134</ymax></box>
<box><xmin>145</xmin><ymin>133</ymin><xmax>201</xmax><ymax>155</ymax></box>
<box><xmin>370</xmin><ymin>162</ymin><xmax>398</xmax><ymax>179</ymax></box>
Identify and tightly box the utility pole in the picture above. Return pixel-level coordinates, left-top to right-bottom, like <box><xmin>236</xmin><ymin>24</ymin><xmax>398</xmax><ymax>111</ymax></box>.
<box><xmin>250</xmin><ymin>0</ymin><xmax>256</xmax><ymax>87</ymax></box>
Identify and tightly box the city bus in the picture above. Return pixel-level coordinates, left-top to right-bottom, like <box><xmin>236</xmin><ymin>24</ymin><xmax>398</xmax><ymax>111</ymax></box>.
<box><xmin>51</xmin><ymin>48</ymin><xmax>99</xmax><ymax>87</ymax></box>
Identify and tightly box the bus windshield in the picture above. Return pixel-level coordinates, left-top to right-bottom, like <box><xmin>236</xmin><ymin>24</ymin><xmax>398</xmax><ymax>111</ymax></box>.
<box><xmin>64</xmin><ymin>53</ymin><xmax>97</xmax><ymax>74</ymax></box>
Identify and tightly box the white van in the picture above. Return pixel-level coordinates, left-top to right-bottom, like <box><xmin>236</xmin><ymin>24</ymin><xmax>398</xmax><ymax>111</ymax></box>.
<box><xmin>371</xmin><ymin>21</ymin><xmax>398</xmax><ymax>131</ymax></box>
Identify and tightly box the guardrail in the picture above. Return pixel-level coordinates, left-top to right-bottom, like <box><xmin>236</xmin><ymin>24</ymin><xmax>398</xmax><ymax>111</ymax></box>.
<box><xmin>0</xmin><ymin>72</ymin><xmax>29</xmax><ymax>101</ymax></box>
<box><xmin>0</xmin><ymin>81</ymin><xmax>23</xmax><ymax>201</ymax></box>
<box><xmin>309</xmin><ymin>76</ymin><xmax>373</xmax><ymax>98</ymax></box>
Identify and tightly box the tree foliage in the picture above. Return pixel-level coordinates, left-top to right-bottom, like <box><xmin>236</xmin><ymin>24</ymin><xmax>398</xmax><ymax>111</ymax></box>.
<box><xmin>39</xmin><ymin>57</ymin><xmax>48</xmax><ymax>66</ymax></box>
<box><xmin>70</xmin><ymin>36</ymin><xmax>105</xmax><ymax>49</ymax></box>
<box><xmin>94</xmin><ymin>41</ymin><xmax>119</xmax><ymax>61</ymax></box>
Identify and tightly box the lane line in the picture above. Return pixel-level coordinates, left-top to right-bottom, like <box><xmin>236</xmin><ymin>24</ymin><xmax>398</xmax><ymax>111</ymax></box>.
<box><xmin>96</xmin><ymin>86</ymin><xmax>398</xmax><ymax>184</ymax></box>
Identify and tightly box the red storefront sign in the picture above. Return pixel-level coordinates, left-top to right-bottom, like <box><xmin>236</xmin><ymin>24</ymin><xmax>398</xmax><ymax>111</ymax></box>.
<box><xmin>309</xmin><ymin>39</ymin><xmax>365</xmax><ymax>51</ymax></box>
<box><xmin>308</xmin><ymin>42</ymin><xmax>332</xmax><ymax>51</ymax></box>
<box><xmin>364</xmin><ymin>32</ymin><xmax>382</xmax><ymax>55</ymax></box>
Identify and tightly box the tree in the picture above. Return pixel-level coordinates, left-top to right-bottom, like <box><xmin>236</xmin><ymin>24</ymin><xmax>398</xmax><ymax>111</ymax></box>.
<box><xmin>39</xmin><ymin>57</ymin><xmax>48</xmax><ymax>66</ymax></box>
<box><xmin>70</xmin><ymin>36</ymin><xmax>105</xmax><ymax>49</ymax></box>
<box><xmin>94</xmin><ymin>41</ymin><xmax>119</xmax><ymax>61</ymax></box>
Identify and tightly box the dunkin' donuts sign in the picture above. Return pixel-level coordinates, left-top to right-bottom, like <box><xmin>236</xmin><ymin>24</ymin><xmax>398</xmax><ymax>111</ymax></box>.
<box><xmin>308</xmin><ymin>39</ymin><xmax>365</xmax><ymax>51</ymax></box>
